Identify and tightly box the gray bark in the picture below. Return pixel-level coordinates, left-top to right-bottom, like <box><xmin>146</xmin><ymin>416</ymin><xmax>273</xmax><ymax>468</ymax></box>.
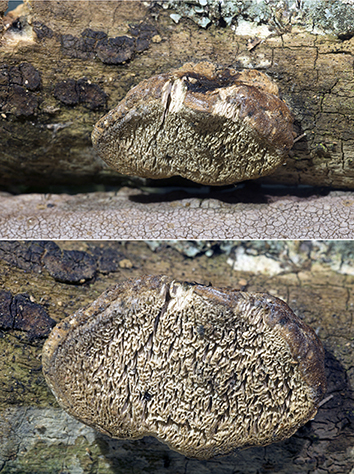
<box><xmin>1</xmin><ymin>188</ymin><xmax>354</xmax><ymax>239</ymax></box>
<box><xmin>0</xmin><ymin>240</ymin><xmax>354</xmax><ymax>473</ymax></box>
<box><xmin>0</xmin><ymin>0</ymin><xmax>354</xmax><ymax>189</ymax></box>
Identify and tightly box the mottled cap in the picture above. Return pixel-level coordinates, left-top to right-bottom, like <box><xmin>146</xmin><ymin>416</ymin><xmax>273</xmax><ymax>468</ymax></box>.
<box><xmin>92</xmin><ymin>62</ymin><xmax>294</xmax><ymax>185</ymax></box>
<box><xmin>42</xmin><ymin>275</ymin><xmax>326</xmax><ymax>459</ymax></box>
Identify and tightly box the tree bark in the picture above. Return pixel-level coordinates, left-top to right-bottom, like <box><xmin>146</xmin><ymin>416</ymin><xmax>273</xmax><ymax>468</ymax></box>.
<box><xmin>0</xmin><ymin>240</ymin><xmax>353</xmax><ymax>473</ymax></box>
<box><xmin>1</xmin><ymin>187</ymin><xmax>354</xmax><ymax>239</ymax></box>
<box><xmin>0</xmin><ymin>0</ymin><xmax>354</xmax><ymax>189</ymax></box>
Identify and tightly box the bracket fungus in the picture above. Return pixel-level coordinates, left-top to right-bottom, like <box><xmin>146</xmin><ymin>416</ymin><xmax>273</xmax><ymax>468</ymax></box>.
<box><xmin>42</xmin><ymin>275</ymin><xmax>326</xmax><ymax>459</ymax></box>
<box><xmin>92</xmin><ymin>62</ymin><xmax>294</xmax><ymax>185</ymax></box>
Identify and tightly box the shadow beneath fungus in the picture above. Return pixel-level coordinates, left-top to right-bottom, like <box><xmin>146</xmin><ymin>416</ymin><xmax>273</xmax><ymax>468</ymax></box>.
<box><xmin>129</xmin><ymin>182</ymin><xmax>332</xmax><ymax>205</ymax></box>
<box><xmin>93</xmin><ymin>349</ymin><xmax>353</xmax><ymax>474</ymax></box>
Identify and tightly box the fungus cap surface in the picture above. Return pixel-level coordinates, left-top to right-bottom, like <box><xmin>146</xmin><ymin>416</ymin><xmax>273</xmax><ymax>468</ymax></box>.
<box><xmin>42</xmin><ymin>275</ymin><xmax>326</xmax><ymax>459</ymax></box>
<box><xmin>92</xmin><ymin>62</ymin><xmax>294</xmax><ymax>185</ymax></box>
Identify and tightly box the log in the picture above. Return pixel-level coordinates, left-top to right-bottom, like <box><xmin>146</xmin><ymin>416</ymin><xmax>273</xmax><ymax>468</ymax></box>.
<box><xmin>0</xmin><ymin>240</ymin><xmax>354</xmax><ymax>473</ymax></box>
<box><xmin>1</xmin><ymin>0</ymin><xmax>354</xmax><ymax>189</ymax></box>
<box><xmin>1</xmin><ymin>187</ymin><xmax>354</xmax><ymax>239</ymax></box>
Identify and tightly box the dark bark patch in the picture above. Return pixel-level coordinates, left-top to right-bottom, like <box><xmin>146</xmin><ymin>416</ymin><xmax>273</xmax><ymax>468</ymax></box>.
<box><xmin>0</xmin><ymin>242</ymin><xmax>97</xmax><ymax>279</ymax></box>
<box><xmin>32</xmin><ymin>21</ymin><xmax>54</xmax><ymax>40</ymax></box>
<box><xmin>18</xmin><ymin>63</ymin><xmax>42</xmax><ymax>91</ymax></box>
<box><xmin>60</xmin><ymin>33</ymin><xmax>84</xmax><ymax>57</ymax></box>
<box><xmin>54</xmin><ymin>78</ymin><xmax>107</xmax><ymax>109</ymax></box>
<box><xmin>60</xmin><ymin>23</ymin><xmax>158</xmax><ymax>64</ymax></box>
<box><xmin>128</xmin><ymin>22</ymin><xmax>159</xmax><ymax>53</ymax></box>
<box><xmin>0</xmin><ymin>241</ymin><xmax>129</xmax><ymax>280</ymax></box>
<box><xmin>95</xmin><ymin>35</ymin><xmax>135</xmax><ymax>65</ymax></box>
<box><xmin>77</xmin><ymin>78</ymin><xmax>108</xmax><ymax>109</ymax></box>
<box><xmin>0</xmin><ymin>62</ymin><xmax>41</xmax><ymax>116</ymax></box>
<box><xmin>87</xmin><ymin>245</ymin><xmax>127</xmax><ymax>274</ymax></box>
<box><xmin>0</xmin><ymin>290</ymin><xmax>13</xmax><ymax>329</ymax></box>
<box><xmin>42</xmin><ymin>248</ymin><xmax>97</xmax><ymax>284</ymax></box>
<box><xmin>6</xmin><ymin>84</ymin><xmax>38</xmax><ymax>116</ymax></box>
<box><xmin>60</xmin><ymin>29</ymin><xmax>107</xmax><ymax>60</ymax></box>
<box><xmin>0</xmin><ymin>291</ymin><xmax>56</xmax><ymax>340</ymax></box>
<box><xmin>8</xmin><ymin>65</ymin><xmax>22</xmax><ymax>86</ymax></box>
<box><xmin>53</xmin><ymin>79</ymin><xmax>79</xmax><ymax>105</ymax></box>
<box><xmin>0</xmin><ymin>241</ymin><xmax>56</xmax><ymax>272</ymax></box>
<box><xmin>82</xmin><ymin>28</ymin><xmax>108</xmax><ymax>42</ymax></box>
<box><xmin>0</xmin><ymin>62</ymin><xmax>41</xmax><ymax>91</ymax></box>
<box><xmin>11</xmin><ymin>294</ymin><xmax>56</xmax><ymax>339</ymax></box>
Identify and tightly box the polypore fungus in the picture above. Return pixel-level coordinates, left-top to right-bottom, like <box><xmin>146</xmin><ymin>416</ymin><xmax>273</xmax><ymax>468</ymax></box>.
<box><xmin>92</xmin><ymin>62</ymin><xmax>294</xmax><ymax>185</ymax></box>
<box><xmin>42</xmin><ymin>275</ymin><xmax>326</xmax><ymax>459</ymax></box>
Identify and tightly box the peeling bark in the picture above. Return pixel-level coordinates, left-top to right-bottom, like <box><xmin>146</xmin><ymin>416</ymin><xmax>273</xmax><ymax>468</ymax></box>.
<box><xmin>0</xmin><ymin>0</ymin><xmax>354</xmax><ymax>189</ymax></box>
<box><xmin>0</xmin><ymin>240</ymin><xmax>353</xmax><ymax>473</ymax></box>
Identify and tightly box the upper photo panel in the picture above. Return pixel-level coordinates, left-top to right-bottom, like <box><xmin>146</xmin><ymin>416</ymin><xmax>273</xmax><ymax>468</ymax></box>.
<box><xmin>1</xmin><ymin>0</ymin><xmax>354</xmax><ymax>239</ymax></box>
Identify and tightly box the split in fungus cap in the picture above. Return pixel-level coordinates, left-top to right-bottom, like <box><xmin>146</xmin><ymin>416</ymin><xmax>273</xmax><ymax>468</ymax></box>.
<box><xmin>42</xmin><ymin>275</ymin><xmax>326</xmax><ymax>460</ymax></box>
<box><xmin>92</xmin><ymin>62</ymin><xmax>295</xmax><ymax>186</ymax></box>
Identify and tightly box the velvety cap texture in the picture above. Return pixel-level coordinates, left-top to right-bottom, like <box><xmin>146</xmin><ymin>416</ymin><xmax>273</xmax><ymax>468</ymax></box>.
<box><xmin>42</xmin><ymin>275</ymin><xmax>326</xmax><ymax>459</ymax></box>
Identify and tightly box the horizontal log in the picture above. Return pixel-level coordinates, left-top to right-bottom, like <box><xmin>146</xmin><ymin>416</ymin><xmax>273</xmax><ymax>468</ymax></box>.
<box><xmin>0</xmin><ymin>240</ymin><xmax>353</xmax><ymax>473</ymax></box>
<box><xmin>0</xmin><ymin>1</ymin><xmax>354</xmax><ymax>188</ymax></box>
<box><xmin>1</xmin><ymin>187</ymin><xmax>354</xmax><ymax>239</ymax></box>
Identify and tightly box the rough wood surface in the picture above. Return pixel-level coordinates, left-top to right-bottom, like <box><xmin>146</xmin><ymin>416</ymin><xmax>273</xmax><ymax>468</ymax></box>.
<box><xmin>0</xmin><ymin>240</ymin><xmax>354</xmax><ymax>473</ymax></box>
<box><xmin>0</xmin><ymin>0</ymin><xmax>354</xmax><ymax>189</ymax></box>
<box><xmin>1</xmin><ymin>187</ymin><xmax>354</xmax><ymax>239</ymax></box>
<box><xmin>0</xmin><ymin>1</ymin><xmax>7</xmax><ymax>34</ymax></box>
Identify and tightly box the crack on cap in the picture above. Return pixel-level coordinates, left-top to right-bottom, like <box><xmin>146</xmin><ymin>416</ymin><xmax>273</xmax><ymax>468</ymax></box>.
<box><xmin>42</xmin><ymin>275</ymin><xmax>326</xmax><ymax>459</ymax></box>
<box><xmin>92</xmin><ymin>62</ymin><xmax>294</xmax><ymax>186</ymax></box>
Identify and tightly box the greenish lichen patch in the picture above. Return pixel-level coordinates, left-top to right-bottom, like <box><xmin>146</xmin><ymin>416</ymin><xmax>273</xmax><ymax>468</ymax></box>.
<box><xmin>0</xmin><ymin>333</ymin><xmax>52</xmax><ymax>409</ymax></box>
<box><xmin>155</xmin><ymin>0</ymin><xmax>354</xmax><ymax>38</ymax></box>
<box><xmin>0</xmin><ymin>408</ymin><xmax>100</xmax><ymax>474</ymax></box>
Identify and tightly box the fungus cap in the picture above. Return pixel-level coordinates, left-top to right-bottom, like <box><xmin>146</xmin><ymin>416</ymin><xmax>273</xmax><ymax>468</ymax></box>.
<box><xmin>42</xmin><ymin>275</ymin><xmax>326</xmax><ymax>459</ymax></box>
<box><xmin>92</xmin><ymin>62</ymin><xmax>294</xmax><ymax>185</ymax></box>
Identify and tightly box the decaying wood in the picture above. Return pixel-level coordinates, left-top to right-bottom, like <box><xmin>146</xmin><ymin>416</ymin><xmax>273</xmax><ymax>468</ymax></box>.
<box><xmin>0</xmin><ymin>1</ymin><xmax>354</xmax><ymax>189</ymax></box>
<box><xmin>1</xmin><ymin>187</ymin><xmax>354</xmax><ymax>239</ymax></box>
<box><xmin>0</xmin><ymin>240</ymin><xmax>354</xmax><ymax>473</ymax></box>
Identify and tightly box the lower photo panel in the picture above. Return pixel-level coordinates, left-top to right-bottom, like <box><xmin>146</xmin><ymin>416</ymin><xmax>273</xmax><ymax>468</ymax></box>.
<box><xmin>0</xmin><ymin>240</ymin><xmax>353</xmax><ymax>474</ymax></box>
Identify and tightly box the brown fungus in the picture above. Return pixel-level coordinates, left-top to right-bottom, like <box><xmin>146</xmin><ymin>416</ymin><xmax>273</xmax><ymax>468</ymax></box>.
<box><xmin>42</xmin><ymin>275</ymin><xmax>326</xmax><ymax>459</ymax></box>
<box><xmin>92</xmin><ymin>62</ymin><xmax>294</xmax><ymax>185</ymax></box>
